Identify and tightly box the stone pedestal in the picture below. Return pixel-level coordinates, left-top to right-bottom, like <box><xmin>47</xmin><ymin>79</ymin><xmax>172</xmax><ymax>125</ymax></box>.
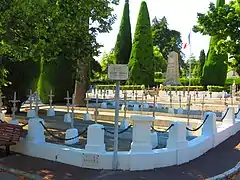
<box><xmin>65</xmin><ymin>128</ymin><xmax>79</xmax><ymax>145</ymax></box>
<box><xmin>120</xmin><ymin>119</ymin><xmax>130</xmax><ymax>129</ymax></box>
<box><xmin>47</xmin><ymin>108</ymin><xmax>55</xmax><ymax>117</ymax></box>
<box><xmin>177</xmin><ymin>107</ymin><xmax>184</xmax><ymax>114</ymax></box>
<box><xmin>27</xmin><ymin>117</ymin><xmax>45</xmax><ymax>143</ymax></box>
<box><xmin>133</xmin><ymin>104</ymin><xmax>139</xmax><ymax>111</ymax></box>
<box><xmin>27</xmin><ymin>109</ymin><xmax>36</xmax><ymax>118</ymax></box>
<box><xmin>151</xmin><ymin>132</ymin><xmax>158</xmax><ymax>148</ymax></box>
<box><xmin>101</xmin><ymin>102</ymin><xmax>107</xmax><ymax>109</ymax></box>
<box><xmin>167</xmin><ymin>121</ymin><xmax>188</xmax><ymax>149</ymax></box>
<box><xmin>168</xmin><ymin>108</ymin><xmax>175</xmax><ymax>114</ymax></box>
<box><xmin>201</xmin><ymin>112</ymin><xmax>217</xmax><ymax>136</ymax></box>
<box><xmin>83</xmin><ymin>112</ymin><xmax>92</xmax><ymax>121</ymax></box>
<box><xmin>0</xmin><ymin>112</ymin><xmax>5</xmax><ymax>121</ymax></box>
<box><xmin>223</xmin><ymin>107</ymin><xmax>235</xmax><ymax>125</ymax></box>
<box><xmin>130</xmin><ymin>115</ymin><xmax>154</xmax><ymax>152</ymax></box>
<box><xmin>9</xmin><ymin>119</ymin><xmax>19</xmax><ymax>125</ymax></box>
<box><xmin>85</xmin><ymin>124</ymin><xmax>105</xmax><ymax>153</ymax></box>
<box><xmin>64</xmin><ymin>113</ymin><xmax>72</xmax><ymax>123</ymax></box>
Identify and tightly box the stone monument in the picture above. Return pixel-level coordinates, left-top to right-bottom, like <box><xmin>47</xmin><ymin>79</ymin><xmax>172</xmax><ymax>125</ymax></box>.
<box><xmin>164</xmin><ymin>51</ymin><xmax>181</xmax><ymax>86</ymax></box>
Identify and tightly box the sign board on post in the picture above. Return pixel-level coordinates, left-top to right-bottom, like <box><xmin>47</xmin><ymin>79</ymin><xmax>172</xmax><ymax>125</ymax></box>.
<box><xmin>108</xmin><ymin>64</ymin><xmax>128</xmax><ymax>80</ymax></box>
<box><xmin>107</xmin><ymin>64</ymin><xmax>129</xmax><ymax>170</ymax></box>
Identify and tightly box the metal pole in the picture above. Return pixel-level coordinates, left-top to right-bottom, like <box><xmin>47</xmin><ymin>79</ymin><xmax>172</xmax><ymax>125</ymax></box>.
<box><xmin>113</xmin><ymin>80</ymin><xmax>120</xmax><ymax>170</ymax></box>
<box><xmin>123</xmin><ymin>91</ymin><xmax>127</xmax><ymax>119</ymax></box>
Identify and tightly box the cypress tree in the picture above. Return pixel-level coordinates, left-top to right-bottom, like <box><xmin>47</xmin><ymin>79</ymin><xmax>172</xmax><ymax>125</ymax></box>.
<box><xmin>114</xmin><ymin>0</ymin><xmax>132</xmax><ymax>64</ymax></box>
<box><xmin>198</xmin><ymin>49</ymin><xmax>205</xmax><ymax>77</ymax></box>
<box><xmin>201</xmin><ymin>0</ymin><xmax>228</xmax><ymax>86</ymax></box>
<box><xmin>128</xmin><ymin>1</ymin><xmax>154</xmax><ymax>86</ymax></box>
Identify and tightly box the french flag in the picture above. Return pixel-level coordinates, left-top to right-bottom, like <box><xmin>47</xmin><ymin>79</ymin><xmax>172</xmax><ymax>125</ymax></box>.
<box><xmin>183</xmin><ymin>32</ymin><xmax>191</xmax><ymax>49</ymax></box>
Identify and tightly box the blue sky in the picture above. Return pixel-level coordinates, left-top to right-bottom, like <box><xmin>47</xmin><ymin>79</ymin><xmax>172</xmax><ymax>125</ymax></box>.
<box><xmin>96</xmin><ymin>0</ymin><xmax>228</xmax><ymax>61</ymax></box>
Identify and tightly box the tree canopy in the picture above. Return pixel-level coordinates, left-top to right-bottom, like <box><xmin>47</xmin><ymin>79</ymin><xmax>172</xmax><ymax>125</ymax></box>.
<box><xmin>0</xmin><ymin>0</ymin><xmax>119</xmax><ymax>105</ymax></box>
<box><xmin>193</xmin><ymin>0</ymin><xmax>240</xmax><ymax>73</ymax></box>
<box><xmin>152</xmin><ymin>16</ymin><xmax>184</xmax><ymax>68</ymax></box>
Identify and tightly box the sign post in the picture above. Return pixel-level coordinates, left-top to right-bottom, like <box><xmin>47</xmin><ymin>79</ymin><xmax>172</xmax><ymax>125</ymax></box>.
<box><xmin>108</xmin><ymin>64</ymin><xmax>128</xmax><ymax>170</ymax></box>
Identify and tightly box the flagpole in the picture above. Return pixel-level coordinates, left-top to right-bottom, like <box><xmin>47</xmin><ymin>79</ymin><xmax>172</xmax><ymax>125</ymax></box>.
<box><xmin>188</xmin><ymin>30</ymin><xmax>192</xmax><ymax>95</ymax></box>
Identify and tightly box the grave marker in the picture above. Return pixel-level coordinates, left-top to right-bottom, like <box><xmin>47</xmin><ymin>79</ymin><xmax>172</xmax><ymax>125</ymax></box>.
<box><xmin>35</xmin><ymin>92</ymin><xmax>39</xmax><ymax>117</ymax></box>
<box><xmin>71</xmin><ymin>94</ymin><xmax>75</xmax><ymax>128</ymax></box>
<box><xmin>86</xmin><ymin>93</ymin><xmax>90</xmax><ymax>113</ymax></box>
<box><xmin>201</xmin><ymin>95</ymin><xmax>205</xmax><ymax>119</ymax></box>
<box><xmin>169</xmin><ymin>90</ymin><xmax>173</xmax><ymax>108</ymax></box>
<box><xmin>28</xmin><ymin>89</ymin><xmax>33</xmax><ymax>110</ymax></box>
<box><xmin>48</xmin><ymin>90</ymin><xmax>54</xmax><ymax>109</ymax></box>
<box><xmin>186</xmin><ymin>95</ymin><xmax>192</xmax><ymax>125</ymax></box>
<box><xmin>64</xmin><ymin>91</ymin><xmax>72</xmax><ymax>113</ymax></box>
<box><xmin>178</xmin><ymin>93</ymin><xmax>182</xmax><ymax>107</ymax></box>
<box><xmin>9</xmin><ymin>92</ymin><xmax>20</xmax><ymax>120</ymax></box>
<box><xmin>94</xmin><ymin>94</ymin><xmax>99</xmax><ymax>123</ymax></box>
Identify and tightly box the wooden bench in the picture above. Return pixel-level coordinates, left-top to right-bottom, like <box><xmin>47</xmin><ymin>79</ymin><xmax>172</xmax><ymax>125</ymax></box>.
<box><xmin>0</xmin><ymin>122</ymin><xmax>23</xmax><ymax>156</ymax></box>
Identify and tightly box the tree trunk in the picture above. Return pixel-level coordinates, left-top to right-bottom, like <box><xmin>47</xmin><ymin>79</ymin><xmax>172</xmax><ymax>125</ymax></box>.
<box><xmin>74</xmin><ymin>62</ymin><xmax>88</xmax><ymax>106</ymax></box>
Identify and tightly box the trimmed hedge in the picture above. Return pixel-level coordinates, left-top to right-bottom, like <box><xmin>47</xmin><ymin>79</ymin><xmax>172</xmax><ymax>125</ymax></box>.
<box><xmin>163</xmin><ymin>86</ymin><xmax>204</xmax><ymax>91</ymax></box>
<box><xmin>207</xmin><ymin>86</ymin><xmax>225</xmax><ymax>92</ymax></box>
<box><xmin>38</xmin><ymin>54</ymin><xmax>75</xmax><ymax>103</ymax></box>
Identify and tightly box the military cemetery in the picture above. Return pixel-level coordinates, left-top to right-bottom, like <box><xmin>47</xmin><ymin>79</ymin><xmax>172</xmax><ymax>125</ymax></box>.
<box><xmin>0</xmin><ymin>0</ymin><xmax>239</xmax><ymax>179</ymax></box>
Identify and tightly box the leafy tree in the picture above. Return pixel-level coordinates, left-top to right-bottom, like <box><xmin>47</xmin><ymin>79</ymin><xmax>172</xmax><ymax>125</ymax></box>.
<box><xmin>153</xmin><ymin>46</ymin><xmax>167</xmax><ymax>72</ymax></box>
<box><xmin>114</xmin><ymin>0</ymin><xmax>132</xmax><ymax>64</ymax></box>
<box><xmin>0</xmin><ymin>0</ymin><xmax>119</xmax><ymax>106</ymax></box>
<box><xmin>198</xmin><ymin>49</ymin><xmax>206</xmax><ymax>77</ymax></box>
<box><xmin>128</xmin><ymin>1</ymin><xmax>154</xmax><ymax>86</ymax></box>
<box><xmin>198</xmin><ymin>0</ymin><xmax>228</xmax><ymax>86</ymax></box>
<box><xmin>152</xmin><ymin>16</ymin><xmax>184</xmax><ymax>68</ymax></box>
<box><xmin>193</xmin><ymin>0</ymin><xmax>240</xmax><ymax>73</ymax></box>
<box><xmin>99</xmin><ymin>51</ymin><xmax>115</xmax><ymax>79</ymax></box>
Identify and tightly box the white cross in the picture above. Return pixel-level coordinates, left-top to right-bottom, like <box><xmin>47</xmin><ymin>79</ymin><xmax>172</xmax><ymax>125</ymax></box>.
<box><xmin>9</xmin><ymin>92</ymin><xmax>20</xmax><ymax>119</ymax></box>
<box><xmin>201</xmin><ymin>95</ymin><xmax>205</xmax><ymax>119</ymax></box>
<box><xmin>94</xmin><ymin>94</ymin><xmax>99</xmax><ymax>123</ymax></box>
<box><xmin>48</xmin><ymin>90</ymin><xmax>54</xmax><ymax>108</ymax></box>
<box><xmin>0</xmin><ymin>91</ymin><xmax>5</xmax><ymax>113</ymax></box>
<box><xmin>64</xmin><ymin>91</ymin><xmax>72</xmax><ymax>113</ymax></box>
<box><xmin>179</xmin><ymin>93</ymin><xmax>182</xmax><ymax>107</ymax></box>
<box><xmin>85</xmin><ymin>93</ymin><xmax>89</xmax><ymax>113</ymax></box>
<box><xmin>71</xmin><ymin>94</ymin><xmax>75</xmax><ymax>128</ymax></box>
<box><xmin>35</xmin><ymin>92</ymin><xmax>39</xmax><ymax>117</ymax></box>
<box><xmin>28</xmin><ymin>89</ymin><xmax>33</xmax><ymax>110</ymax></box>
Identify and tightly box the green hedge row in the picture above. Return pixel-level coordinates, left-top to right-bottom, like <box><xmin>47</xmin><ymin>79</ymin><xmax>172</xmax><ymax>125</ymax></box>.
<box><xmin>95</xmin><ymin>85</ymin><xmax>143</xmax><ymax>90</ymax></box>
<box><xmin>163</xmin><ymin>86</ymin><xmax>204</xmax><ymax>91</ymax></box>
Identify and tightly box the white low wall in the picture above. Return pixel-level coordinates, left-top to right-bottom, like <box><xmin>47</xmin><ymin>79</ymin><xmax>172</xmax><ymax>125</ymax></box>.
<box><xmin>11</xmin><ymin>114</ymin><xmax>240</xmax><ymax>171</ymax></box>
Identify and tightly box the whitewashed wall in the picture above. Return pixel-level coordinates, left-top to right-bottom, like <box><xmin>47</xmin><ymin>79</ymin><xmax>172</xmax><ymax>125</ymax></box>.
<box><xmin>11</xmin><ymin>109</ymin><xmax>240</xmax><ymax>171</ymax></box>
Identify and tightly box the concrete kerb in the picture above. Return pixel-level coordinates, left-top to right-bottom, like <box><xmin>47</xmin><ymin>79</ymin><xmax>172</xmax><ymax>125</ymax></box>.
<box><xmin>206</xmin><ymin>161</ymin><xmax>240</xmax><ymax>180</ymax></box>
<box><xmin>0</xmin><ymin>162</ymin><xmax>42</xmax><ymax>180</ymax></box>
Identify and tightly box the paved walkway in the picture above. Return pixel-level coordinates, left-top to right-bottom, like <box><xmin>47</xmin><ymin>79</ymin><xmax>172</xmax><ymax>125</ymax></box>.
<box><xmin>0</xmin><ymin>132</ymin><xmax>239</xmax><ymax>180</ymax></box>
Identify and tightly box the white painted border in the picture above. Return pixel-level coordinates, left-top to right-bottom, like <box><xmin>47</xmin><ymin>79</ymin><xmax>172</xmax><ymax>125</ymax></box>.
<box><xmin>10</xmin><ymin>119</ymin><xmax>240</xmax><ymax>171</ymax></box>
